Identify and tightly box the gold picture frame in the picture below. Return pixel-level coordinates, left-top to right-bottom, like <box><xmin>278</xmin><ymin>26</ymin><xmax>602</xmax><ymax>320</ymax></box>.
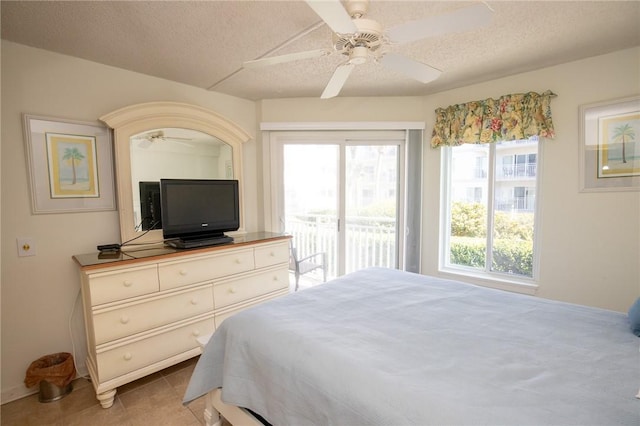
<box><xmin>23</xmin><ymin>114</ymin><xmax>115</xmax><ymax>213</ymax></box>
<box><xmin>579</xmin><ymin>95</ymin><xmax>640</xmax><ymax>192</ymax></box>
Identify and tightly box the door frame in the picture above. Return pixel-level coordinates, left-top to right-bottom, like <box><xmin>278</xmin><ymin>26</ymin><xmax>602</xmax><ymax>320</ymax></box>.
<box><xmin>264</xmin><ymin>127</ymin><xmax>412</xmax><ymax>276</ymax></box>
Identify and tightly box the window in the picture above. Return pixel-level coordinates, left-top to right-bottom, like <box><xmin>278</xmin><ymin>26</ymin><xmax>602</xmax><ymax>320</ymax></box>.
<box><xmin>442</xmin><ymin>137</ymin><xmax>540</xmax><ymax>280</ymax></box>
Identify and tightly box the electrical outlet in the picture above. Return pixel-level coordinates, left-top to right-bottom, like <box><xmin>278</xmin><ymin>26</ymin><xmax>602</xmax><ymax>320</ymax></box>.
<box><xmin>17</xmin><ymin>238</ymin><xmax>36</xmax><ymax>257</ymax></box>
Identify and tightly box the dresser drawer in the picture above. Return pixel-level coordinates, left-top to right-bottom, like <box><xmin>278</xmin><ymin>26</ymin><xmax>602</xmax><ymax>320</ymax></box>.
<box><xmin>254</xmin><ymin>241</ymin><xmax>290</xmax><ymax>269</ymax></box>
<box><xmin>96</xmin><ymin>317</ymin><xmax>214</xmax><ymax>382</ymax></box>
<box><xmin>214</xmin><ymin>267</ymin><xmax>289</xmax><ymax>309</ymax></box>
<box><xmin>158</xmin><ymin>249</ymin><xmax>255</xmax><ymax>291</ymax></box>
<box><xmin>215</xmin><ymin>306</ymin><xmax>252</xmax><ymax>328</ymax></box>
<box><xmin>93</xmin><ymin>285</ymin><xmax>214</xmax><ymax>345</ymax></box>
<box><xmin>87</xmin><ymin>265</ymin><xmax>159</xmax><ymax>306</ymax></box>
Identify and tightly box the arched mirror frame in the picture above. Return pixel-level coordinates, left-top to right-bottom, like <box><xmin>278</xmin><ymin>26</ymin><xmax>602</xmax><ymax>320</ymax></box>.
<box><xmin>100</xmin><ymin>101</ymin><xmax>250</xmax><ymax>247</ymax></box>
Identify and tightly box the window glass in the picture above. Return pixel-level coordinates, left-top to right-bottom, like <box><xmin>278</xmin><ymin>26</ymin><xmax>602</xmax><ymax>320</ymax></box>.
<box><xmin>444</xmin><ymin>138</ymin><xmax>539</xmax><ymax>279</ymax></box>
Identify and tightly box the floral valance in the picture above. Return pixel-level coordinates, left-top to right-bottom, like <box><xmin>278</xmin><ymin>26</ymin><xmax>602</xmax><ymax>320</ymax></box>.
<box><xmin>430</xmin><ymin>90</ymin><xmax>557</xmax><ymax>147</ymax></box>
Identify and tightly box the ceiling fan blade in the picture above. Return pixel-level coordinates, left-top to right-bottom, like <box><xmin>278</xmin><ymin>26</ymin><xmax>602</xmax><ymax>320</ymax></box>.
<box><xmin>305</xmin><ymin>0</ymin><xmax>358</xmax><ymax>34</ymax></box>
<box><xmin>321</xmin><ymin>63</ymin><xmax>355</xmax><ymax>99</ymax></box>
<box><xmin>380</xmin><ymin>53</ymin><xmax>442</xmax><ymax>84</ymax></box>
<box><xmin>386</xmin><ymin>3</ymin><xmax>493</xmax><ymax>44</ymax></box>
<box><xmin>244</xmin><ymin>48</ymin><xmax>332</xmax><ymax>68</ymax></box>
<box><xmin>164</xmin><ymin>136</ymin><xmax>192</xmax><ymax>141</ymax></box>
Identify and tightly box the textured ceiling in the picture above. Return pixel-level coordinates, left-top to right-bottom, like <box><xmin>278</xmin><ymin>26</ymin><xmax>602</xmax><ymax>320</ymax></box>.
<box><xmin>2</xmin><ymin>1</ymin><xmax>639</xmax><ymax>101</ymax></box>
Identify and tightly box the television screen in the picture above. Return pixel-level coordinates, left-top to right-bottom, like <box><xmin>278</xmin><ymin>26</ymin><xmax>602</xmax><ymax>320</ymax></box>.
<box><xmin>160</xmin><ymin>179</ymin><xmax>239</xmax><ymax>247</ymax></box>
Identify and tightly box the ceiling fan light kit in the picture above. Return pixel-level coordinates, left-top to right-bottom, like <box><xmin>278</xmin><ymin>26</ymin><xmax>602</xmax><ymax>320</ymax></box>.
<box><xmin>144</xmin><ymin>130</ymin><xmax>165</xmax><ymax>143</ymax></box>
<box><xmin>348</xmin><ymin>46</ymin><xmax>369</xmax><ymax>65</ymax></box>
<box><xmin>243</xmin><ymin>0</ymin><xmax>493</xmax><ymax>99</ymax></box>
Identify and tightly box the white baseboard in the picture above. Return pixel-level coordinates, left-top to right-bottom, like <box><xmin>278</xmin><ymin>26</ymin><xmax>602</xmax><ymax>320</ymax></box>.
<box><xmin>1</xmin><ymin>363</ymin><xmax>88</xmax><ymax>405</ymax></box>
<box><xmin>1</xmin><ymin>384</ymin><xmax>38</xmax><ymax>405</ymax></box>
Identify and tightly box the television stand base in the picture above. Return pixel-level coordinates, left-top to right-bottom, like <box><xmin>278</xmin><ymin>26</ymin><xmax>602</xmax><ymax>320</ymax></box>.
<box><xmin>166</xmin><ymin>235</ymin><xmax>234</xmax><ymax>249</ymax></box>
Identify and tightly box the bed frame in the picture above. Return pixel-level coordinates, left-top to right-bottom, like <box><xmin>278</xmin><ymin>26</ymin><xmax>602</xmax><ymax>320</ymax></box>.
<box><xmin>197</xmin><ymin>334</ymin><xmax>264</xmax><ymax>426</ymax></box>
<box><xmin>204</xmin><ymin>389</ymin><xmax>263</xmax><ymax>426</ymax></box>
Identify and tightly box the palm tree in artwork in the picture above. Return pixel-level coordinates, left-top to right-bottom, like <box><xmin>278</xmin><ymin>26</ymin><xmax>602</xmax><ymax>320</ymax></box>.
<box><xmin>62</xmin><ymin>147</ymin><xmax>85</xmax><ymax>185</ymax></box>
<box><xmin>612</xmin><ymin>123</ymin><xmax>636</xmax><ymax>164</ymax></box>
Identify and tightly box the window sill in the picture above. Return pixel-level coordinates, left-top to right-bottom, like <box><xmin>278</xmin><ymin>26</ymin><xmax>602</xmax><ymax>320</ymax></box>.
<box><xmin>437</xmin><ymin>267</ymin><xmax>538</xmax><ymax>296</ymax></box>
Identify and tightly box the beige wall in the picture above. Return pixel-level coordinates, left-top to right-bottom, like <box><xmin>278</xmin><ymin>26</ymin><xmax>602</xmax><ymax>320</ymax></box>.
<box><xmin>259</xmin><ymin>47</ymin><xmax>640</xmax><ymax>313</ymax></box>
<box><xmin>260</xmin><ymin>96</ymin><xmax>427</xmax><ymax>122</ymax></box>
<box><xmin>2</xmin><ymin>40</ymin><xmax>639</xmax><ymax>403</ymax></box>
<box><xmin>0</xmin><ymin>41</ymin><xmax>257</xmax><ymax>402</ymax></box>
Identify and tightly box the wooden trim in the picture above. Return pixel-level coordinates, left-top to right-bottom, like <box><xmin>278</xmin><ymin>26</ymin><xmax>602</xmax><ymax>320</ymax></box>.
<box><xmin>260</xmin><ymin>121</ymin><xmax>426</xmax><ymax>130</ymax></box>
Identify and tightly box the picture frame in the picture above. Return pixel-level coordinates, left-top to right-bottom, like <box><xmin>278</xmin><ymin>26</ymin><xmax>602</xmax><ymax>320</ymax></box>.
<box><xmin>23</xmin><ymin>114</ymin><xmax>116</xmax><ymax>213</ymax></box>
<box><xmin>579</xmin><ymin>95</ymin><xmax>640</xmax><ymax>192</ymax></box>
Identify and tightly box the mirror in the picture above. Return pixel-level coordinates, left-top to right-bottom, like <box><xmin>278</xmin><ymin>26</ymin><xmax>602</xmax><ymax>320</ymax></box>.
<box><xmin>130</xmin><ymin>128</ymin><xmax>233</xmax><ymax>230</ymax></box>
<box><xmin>100</xmin><ymin>102</ymin><xmax>250</xmax><ymax>246</ymax></box>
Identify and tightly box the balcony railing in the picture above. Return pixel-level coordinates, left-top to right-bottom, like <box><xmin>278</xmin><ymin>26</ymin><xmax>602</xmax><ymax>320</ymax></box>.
<box><xmin>495</xmin><ymin>196</ymin><xmax>536</xmax><ymax>212</ymax></box>
<box><xmin>286</xmin><ymin>214</ymin><xmax>396</xmax><ymax>279</ymax></box>
<box><xmin>498</xmin><ymin>164</ymin><xmax>537</xmax><ymax>179</ymax></box>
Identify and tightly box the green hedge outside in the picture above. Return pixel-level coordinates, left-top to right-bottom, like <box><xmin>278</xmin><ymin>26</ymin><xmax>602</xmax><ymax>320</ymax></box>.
<box><xmin>449</xmin><ymin>201</ymin><xmax>534</xmax><ymax>277</ymax></box>
<box><xmin>450</xmin><ymin>237</ymin><xmax>533</xmax><ymax>277</ymax></box>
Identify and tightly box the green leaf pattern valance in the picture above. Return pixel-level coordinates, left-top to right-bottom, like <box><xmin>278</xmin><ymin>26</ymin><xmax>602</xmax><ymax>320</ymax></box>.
<box><xmin>431</xmin><ymin>90</ymin><xmax>556</xmax><ymax>147</ymax></box>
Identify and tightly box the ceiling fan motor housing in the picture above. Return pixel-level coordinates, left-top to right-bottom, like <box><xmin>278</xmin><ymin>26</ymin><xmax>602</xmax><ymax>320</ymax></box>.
<box><xmin>333</xmin><ymin>18</ymin><xmax>383</xmax><ymax>59</ymax></box>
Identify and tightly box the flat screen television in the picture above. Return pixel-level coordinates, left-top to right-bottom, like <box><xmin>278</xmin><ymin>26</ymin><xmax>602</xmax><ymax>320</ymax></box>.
<box><xmin>160</xmin><ymin>178</ymin><xmax>239</xmax><ymax>249</ymax></box>
<box><xmin>139</xmin><ymin>181</ymin><xmax>162</xmax><ymax>231</ymax></box>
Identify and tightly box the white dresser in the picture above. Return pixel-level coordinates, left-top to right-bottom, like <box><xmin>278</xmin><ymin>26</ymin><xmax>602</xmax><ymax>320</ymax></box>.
<box><xmin>73</xmin><ymin>233</ymin><xmax>291</xmax><ymax>408</ymax></box>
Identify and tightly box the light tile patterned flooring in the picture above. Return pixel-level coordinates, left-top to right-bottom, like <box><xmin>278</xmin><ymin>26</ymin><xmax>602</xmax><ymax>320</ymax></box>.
<box><xmin>1</xmin><ymin>273</ymin><xmax>325</xmax><ymax>425</ymax></box>
<box><xmin>1</xmin><ymin>357</ymin><xmax>208</xmax><ymax>426</ymax></box>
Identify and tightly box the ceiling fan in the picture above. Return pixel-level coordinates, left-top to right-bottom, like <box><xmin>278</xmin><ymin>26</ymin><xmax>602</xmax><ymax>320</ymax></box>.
<box><xmin>243</xmin><ymin>0</ymin><xmax>493</xmax><ymax>99</ymax></box>
<box><xmin>132</xmin><ymin>130</ymin><xmax>194</xmax><ymax>148</ymax></box>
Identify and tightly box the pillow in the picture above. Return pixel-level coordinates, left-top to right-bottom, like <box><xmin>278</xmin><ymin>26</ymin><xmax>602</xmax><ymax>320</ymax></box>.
<box><xmin>628</xmin><ymin>297</ymin><xmax>640</xmax><ymax>336</ymax></box>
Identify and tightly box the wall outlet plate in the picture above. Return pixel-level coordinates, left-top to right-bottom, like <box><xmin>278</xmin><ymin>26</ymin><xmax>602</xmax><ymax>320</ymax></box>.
<box><xmin>17</xmin><ymin>238</ymin><xmax>36</xmax><ymax>257</ymax></box>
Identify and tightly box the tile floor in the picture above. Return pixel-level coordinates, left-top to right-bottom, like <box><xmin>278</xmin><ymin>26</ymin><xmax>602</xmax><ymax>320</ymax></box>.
<box><xmin>1</xmin><ymin>357</ymin><xmax>208</xmax><ymax>426</ymax></box>
<box><xmin>1</xmin><ymin>272</ymin><xmax>326</xmax><ymax>426</ymax></box>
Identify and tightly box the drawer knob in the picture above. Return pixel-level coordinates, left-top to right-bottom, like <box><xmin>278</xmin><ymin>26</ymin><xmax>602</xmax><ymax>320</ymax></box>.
<box><xmin>179</xmin><ymin>270</ymin><xmax>188</xmax><ymax>276</ymax></box>
<box><xmin>192</xmin><ymin>330</ymin><xmax>201</xmax><ymax>337</ymax></box>
<box><xmin>120</xmin><ymin>315</ymin><xmax>130</xmax><ymax>324</ymax></box>
<box><xmin>234</xmin><ymin>258</ymin><xmax>242</xmax><ymax>264</ymax></box>
<box><xmin>273</xmin><ymin>275</ymin><xmax>279</xmax><ymax>281</ymax></box>
<box><xmin>228</xmin><ymin>287</ymin><xmax>237</xmax><ymax>294</ymax></box>
<box><xmin>190</xmin><ymin>298</ymin><xmax>199</xmax><ymax>305</ymax></box>
<box><xmin>123</xmin><ymin>352</ymin><xmax>132</xmax><ymax>361</ymax></box>
<box><xmin>123</xmin><ymin>280</ymin><xmax>133</xmax><ymax>287</ymax></box>
<box><xmin>270</xmin><ymin>251</ymin><xmax>275</xmax><ymax>257</ymax></box>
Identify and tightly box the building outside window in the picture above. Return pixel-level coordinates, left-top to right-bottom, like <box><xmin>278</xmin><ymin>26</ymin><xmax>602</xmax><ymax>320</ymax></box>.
<box><xmin>442</xmin><ymin>137</ymin><xmax>540</xmax><ymax>280</ymax></box>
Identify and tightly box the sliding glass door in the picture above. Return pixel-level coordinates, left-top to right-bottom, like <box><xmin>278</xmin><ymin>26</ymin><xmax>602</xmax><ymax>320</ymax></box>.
<box><xmin>283</xmin><ymin>144</ymin><xmax>339</xmax><ymax>277</ymax></box>
<box><xmin>276</xmin><ymin>131</ymin><xmax>405</xmax><ymax>279</ymax></box>
<box><xmin>344</xmin><ymin>144</ymin><xmax>399</xmax><ymax>274</ymax></box>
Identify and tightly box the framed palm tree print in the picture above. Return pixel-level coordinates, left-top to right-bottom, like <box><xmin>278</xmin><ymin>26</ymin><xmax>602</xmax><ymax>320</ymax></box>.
<box><xmin>579</xmin><ymin>95</ymin><xmax>640</xmax><ymax>192</ymax></box>
<box><xmin>46</xmin><ymin>132</ymin><xmax>100</xmax><ymax>198</ymax></box>
<box><xmin>23</xmin><ymin>114</ymin><xmax>115</xmax><ymax>213</ymax></box>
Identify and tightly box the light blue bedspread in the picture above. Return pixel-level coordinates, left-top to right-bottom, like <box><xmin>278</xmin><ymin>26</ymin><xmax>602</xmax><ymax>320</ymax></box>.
<box><xmin>184</xmin><ymin>267</ymin><xmax>639</xmax><ymax>425</ymax></box>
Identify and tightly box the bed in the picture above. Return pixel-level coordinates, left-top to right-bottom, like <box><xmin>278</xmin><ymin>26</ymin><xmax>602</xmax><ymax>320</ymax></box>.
<box><xmin>183</xmin><ymin>267</ymin><xmax>639</xmax><ymax>425</ymax></box>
